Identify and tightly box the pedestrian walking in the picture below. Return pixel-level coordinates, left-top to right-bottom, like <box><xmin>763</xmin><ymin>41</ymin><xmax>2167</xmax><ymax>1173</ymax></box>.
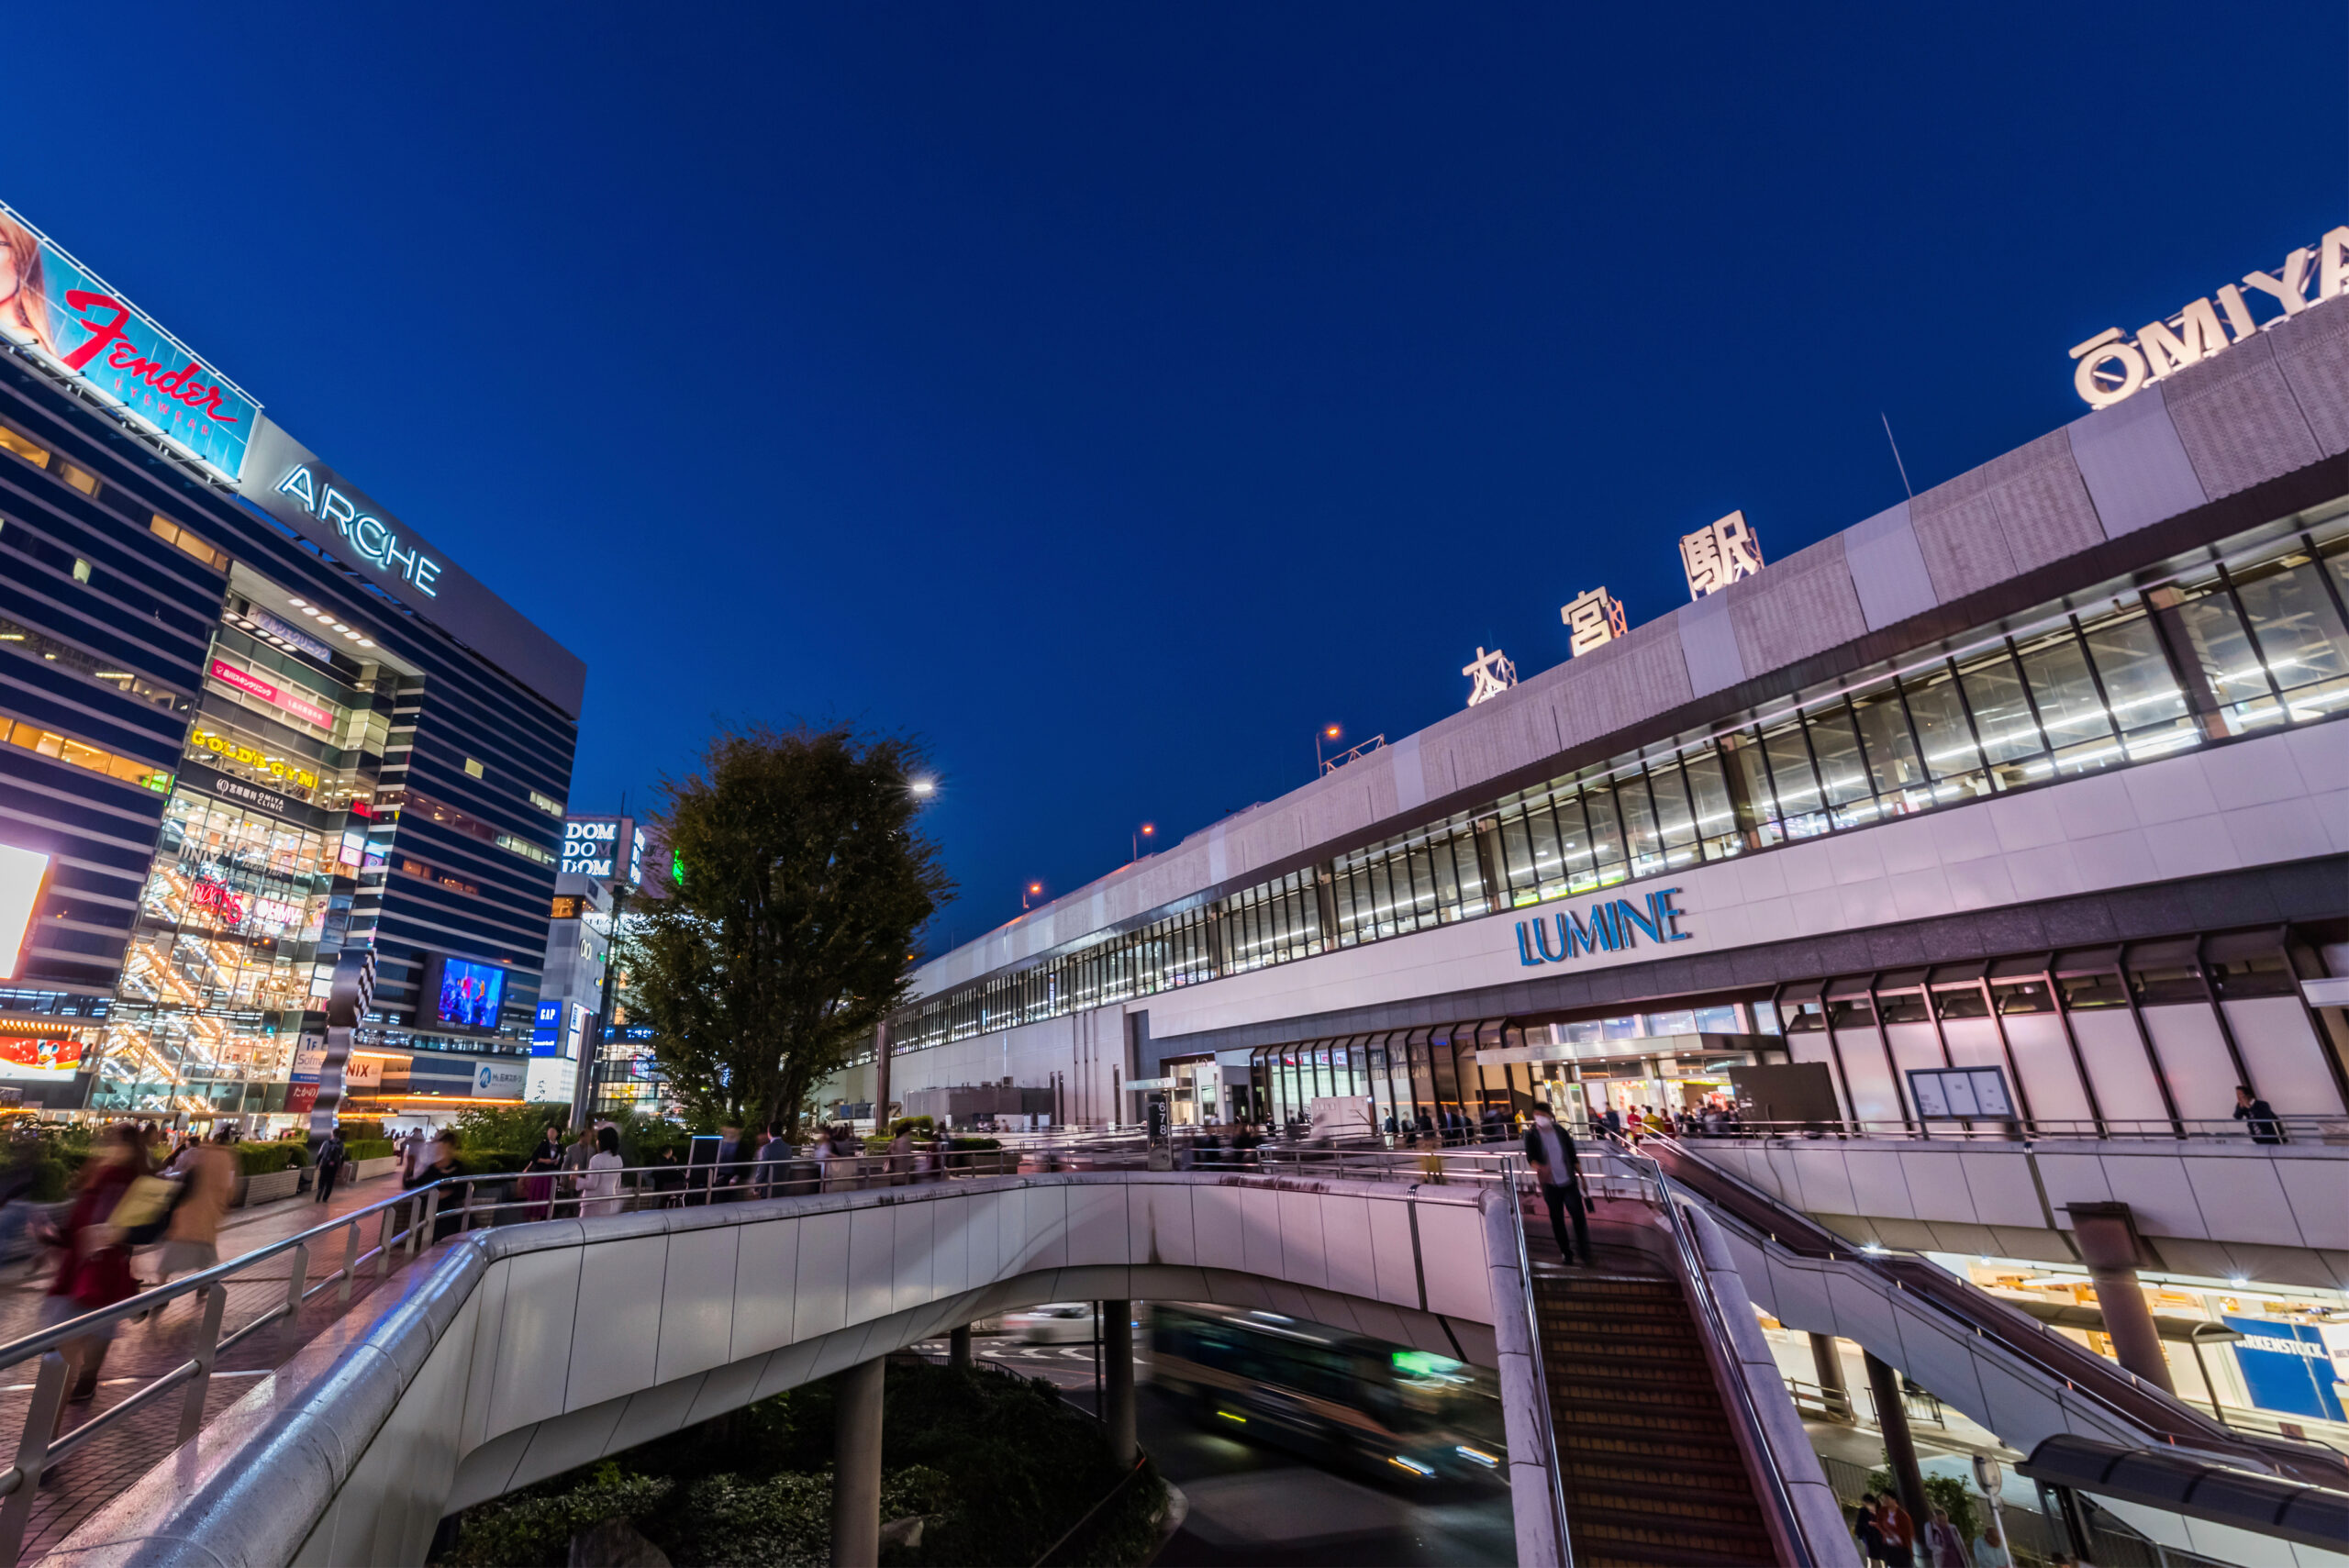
<box><xmin>313</xmin><ymin>1125</ymin><xmax>347</xmax><ymax>1204</ymax></box>
<box><xmin>559</xmin><ymin>1125</ymin><xmax>596</xmax><ymax>1215</ymax></box>
<box><xmin>578</xmin><ymin>1127</ymin><xmax>626</xmax><ymax>1218</ymax></box>
<box><xmin>1522</xmin><ymin>1104</ymin><xmax>1591</xmax><ymax>1265</ymax></box>
<box><xmin>1924</xmin><ymin>1507</ymin><xmax>1966</xmax><ymax>1568</ymax></box>
<box><xmin>1872</xmin><ymin>1494</ymin><xmax>1916</xmax><ymax>1568</ymax></box>
<box><xmin>404</xmin><ymin>1131</ymin><xmax>465</xmax><ymax>1243</ymax></box>
<box><xmin>1854</xmin><ymin>1493</ymin><xmax>1889</xmax><ymax>1564</ymax></box>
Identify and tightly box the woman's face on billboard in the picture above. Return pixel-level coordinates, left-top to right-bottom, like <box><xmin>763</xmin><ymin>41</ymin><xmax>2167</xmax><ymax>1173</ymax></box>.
<box><xmin>0</xmin><ymin>233</ymin><xmax>21</xmax><ymax>306</ymax></box>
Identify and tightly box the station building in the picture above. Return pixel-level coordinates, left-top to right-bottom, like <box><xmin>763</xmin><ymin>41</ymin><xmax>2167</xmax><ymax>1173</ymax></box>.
<box><xmin>0</xmin><ymin>200</ymin><xmax>583</xmax><ymax>1128</ymax></box>
<box><xmin>869</xmin><ymin>244</ymin><xmax>2349</xmax><ymax>1151</ymax></box>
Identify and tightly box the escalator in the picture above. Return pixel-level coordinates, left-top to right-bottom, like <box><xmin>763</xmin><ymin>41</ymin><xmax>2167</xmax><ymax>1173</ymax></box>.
<box><xmin>1530</xmin><ymin>1262</ymin><xmax>1778</xmax><ymax>1565</ymax></box>
<box><xmin>1645</xmin><ymin>1137</ymin><xmax>2349</xmax><ymax>1497</ymax></box>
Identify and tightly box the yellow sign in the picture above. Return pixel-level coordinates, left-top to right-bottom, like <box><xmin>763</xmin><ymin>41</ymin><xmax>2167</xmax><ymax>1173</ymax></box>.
<box><xmin>189</xmin><ymin>730</ymin><xmax>319</xmax><ymax>791</ymax></box>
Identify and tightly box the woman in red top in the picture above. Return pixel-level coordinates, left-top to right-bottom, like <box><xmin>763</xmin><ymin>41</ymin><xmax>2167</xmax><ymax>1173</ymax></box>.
<box><xmin>43</xmin><ymin>1125</ymin><xmax>147</xmax><ymax>1412</ymax></box>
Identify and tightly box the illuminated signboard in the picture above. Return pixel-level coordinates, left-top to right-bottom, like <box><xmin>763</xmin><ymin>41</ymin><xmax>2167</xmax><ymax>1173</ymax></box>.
<box><xmin>0</xmin><ymin>1035</ymin><xmax>81</xmax><ymax>1079</ymax></box>
<box><xmin>562</xmin><ymin>817</ymin><xmax>631</xmax><ymax>880</ymax></box>
<box><xmin>422</xmin><ymin>954</ymin><xmax>508</xmax><ymax>1034</ymax></box>
<box><xmin>1680</xmin><ymin>511</ymin><xmax>1764</xmax><ymax>600</ymax></box>
<box><xmin>0</xmin><ymin>843</ymin><xmax>49</xmax><ymax>980</ymax></box>
<box><xmin>2071</xmin><ymin>226</ymin><xmax>2349</xmax><ymax>408</ymax></box>
<box><xmin>0</xmin><ymin>200</ymin><xmax>261</xmax><ymax>482</ymax></box>
<box><xmin>270</xmin><ymin>463</ymin><xmax>443</xmax><ymax>597</ymax></box>
<box><xmin>1515</xmin><ymin>887</ymin><xmax>1691</xmax><ymax>966</ymax></box>
<box><xmin>207</xmin><ymin>659</ymin><xmax>335</xmax><ymax>730</ymax></box>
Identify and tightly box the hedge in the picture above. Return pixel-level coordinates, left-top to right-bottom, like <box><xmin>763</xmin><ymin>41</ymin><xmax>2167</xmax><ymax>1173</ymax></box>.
<box><xmin>341</xmin><ymin>1138</ymin><xmax>396</xmax><ymax>1162</ymax></box>
<box><xmin>235</xmin><ymin>1141</ymin><xmax>307</xmax><ymax>1176</ymax></box>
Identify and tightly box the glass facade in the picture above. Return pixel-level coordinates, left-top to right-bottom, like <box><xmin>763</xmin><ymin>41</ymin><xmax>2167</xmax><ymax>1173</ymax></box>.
<box><xmin>97</xmin><ymin>791</ymin><xmax>331</xmax><ymax>1113</ymax></box>
<box><xmin>897</xmin><ymin>505</ymin><xmax>2349</xmax><ymax>1055</ymax></box>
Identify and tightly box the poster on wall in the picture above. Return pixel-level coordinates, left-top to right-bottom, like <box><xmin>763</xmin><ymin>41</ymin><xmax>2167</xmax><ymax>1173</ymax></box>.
<box><xmin>2224</xmin><ymin>1316</ymin><xmax>2346</xmax><ymax>1423</ymax></box>
<box><xmin>0</xmin><ymin>200</ymin><xmax>260</xmax><ymax>481</ymax></box>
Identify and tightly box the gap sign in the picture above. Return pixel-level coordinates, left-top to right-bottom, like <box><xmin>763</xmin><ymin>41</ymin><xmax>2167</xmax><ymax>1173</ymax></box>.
<box><xmin>1517</xmin><ymin>888</ymin><xmax>1692</xmax><ymax>966</ymax></box>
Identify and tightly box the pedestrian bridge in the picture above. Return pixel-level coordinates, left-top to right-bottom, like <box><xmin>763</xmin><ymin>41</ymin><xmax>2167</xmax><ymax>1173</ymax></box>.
<box><xmin>46</xmin><ymin>1171</ymin><xmax>1512</xmax><ymax>1568</ymax></box>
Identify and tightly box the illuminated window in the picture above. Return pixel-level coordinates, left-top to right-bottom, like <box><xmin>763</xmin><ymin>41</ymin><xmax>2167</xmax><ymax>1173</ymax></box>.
<box><xmin>528</xmin><ymin>788</ymin><xmax>563</xmax><ymax>817</ymax></box>
<box><xmin>149</xmin><ymin>516</ymin><xmax>227</xmax><ymax>571</ymax></box>
<box><xmin>463</xmin><ymin>758</ymin><xmax>484</xmax><ymax>779</ymax></box>
<box><xmin>70</xmin><ymin>560</ymin><xmax>90</xmax><ymax>584</ymax></box>
<box><xmin>0</xmin><ymin>425</ymin><xmax>50</xmax><ymax>468</ymax></box>
<box><xmin>2</xmin><ymin>720</ymin><xmax>170</xmax><ymax>791</ymax></box>
<box><xmin>57</xmin><ymin>463</ymin><xmax>98</xmax><ymax>498</ymax></box>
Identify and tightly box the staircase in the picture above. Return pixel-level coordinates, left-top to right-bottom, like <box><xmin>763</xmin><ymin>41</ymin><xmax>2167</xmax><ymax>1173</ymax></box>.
<box><xmin>1531</xmin><ymin>1263</ymin><xmax>1777</xmax><ymax>1566</ymax></box>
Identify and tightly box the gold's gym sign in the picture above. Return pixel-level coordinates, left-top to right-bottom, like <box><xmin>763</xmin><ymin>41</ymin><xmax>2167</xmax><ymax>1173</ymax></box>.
<box><xmin>2070</xmin><ymin>226</ymin><xmax>2346</xmax><ymax>408</ymax></box>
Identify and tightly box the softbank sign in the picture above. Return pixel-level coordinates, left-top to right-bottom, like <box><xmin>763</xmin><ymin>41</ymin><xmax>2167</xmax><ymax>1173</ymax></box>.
<box><xmin>2071</xmin><ymin>225</ymin><xmax>2348</xmax><ymax>408</ymax></box>
<box><xmin>1515</xmin><ymin>887</ymin><xmax>1691</xmax><ymax>967</ymax></box>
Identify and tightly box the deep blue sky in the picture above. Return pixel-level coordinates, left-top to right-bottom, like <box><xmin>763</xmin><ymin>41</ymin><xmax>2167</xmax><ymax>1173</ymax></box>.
<box><xmin>12</xmin><ymin>5</ymin><xmax>2343</xmax><ymax>948</ymax></box>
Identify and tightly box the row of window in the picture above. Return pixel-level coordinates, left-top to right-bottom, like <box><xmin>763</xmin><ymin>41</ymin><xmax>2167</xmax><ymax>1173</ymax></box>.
<box><xmin>0</xmin><ymin>416</ymin><xmax>227</xmax><ymax>570</ymax></box>
<box><xmin>387</xmin><ymin>787</ymin><xmax>559</xmax><ymax>868</ymax></box>
<box><xmin>0</xmin><ymin>616</ymin><xmax>190</xmax><ymax>713</ymax></box>
<box><xmin>896</xmin><ymin>506</ymin><xmax>2349</xmax><ymax>1053</ymax></box>
<box><xmin>1</xmin><ymin>717</ymin><xmax>173</xmax><ymax>793</ymax></box>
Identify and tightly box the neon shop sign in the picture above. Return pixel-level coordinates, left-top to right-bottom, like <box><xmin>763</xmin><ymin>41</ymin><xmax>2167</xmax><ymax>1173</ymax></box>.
<box><xmin>1515</xmin><ymin>887</ymin><xmax>1692</xmax><ymax>966</ymax></box>
<box><xmin>273</xmin><ymin>465</ymin><xmax>443</xmax><ymax>596</ymax></box>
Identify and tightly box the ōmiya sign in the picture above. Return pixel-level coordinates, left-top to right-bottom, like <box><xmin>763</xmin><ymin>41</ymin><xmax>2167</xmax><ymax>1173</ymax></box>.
<box><xmin>2071</xmin><ymin>226</ymin><xmax>2348</xmax><ymax>408</ymax></box>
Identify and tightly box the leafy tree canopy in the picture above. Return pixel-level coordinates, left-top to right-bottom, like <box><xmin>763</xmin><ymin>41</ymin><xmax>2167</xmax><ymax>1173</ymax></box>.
<box><xmin>626</xmin><ymin>725</ymin><xmax>950</xmax><ymax>1137</ymax></box>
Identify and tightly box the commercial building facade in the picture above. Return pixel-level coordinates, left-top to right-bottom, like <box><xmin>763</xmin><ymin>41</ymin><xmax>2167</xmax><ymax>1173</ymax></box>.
<box><xmin>871</xmin><ymin>262</ymin><xmax>2349</xmax><ymax>1149</ymax></box>
<box><xmin>0</xmin><ymin>199</ymin><xmax>583</xmax><ymax>1128</ymax></box>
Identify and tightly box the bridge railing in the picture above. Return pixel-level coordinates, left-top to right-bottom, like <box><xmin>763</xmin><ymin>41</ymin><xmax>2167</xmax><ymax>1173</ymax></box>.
<box><xmin>1660</xmin><ymin>1114</ymin><xmax>2347</xmax><ymax>1143</ymax></box>
<box><xmin>0</xmin><ymin>1131</ymin><xmax>1647</xmax><ymax>1566</ymax></box>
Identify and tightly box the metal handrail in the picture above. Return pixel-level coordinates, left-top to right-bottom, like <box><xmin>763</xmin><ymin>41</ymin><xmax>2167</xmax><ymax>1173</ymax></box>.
<box><xmin>1613</xmin><ymin>1146</ymin><xmax>1818</xmax><ymax>1568</ymax></box>
<box><xmin>1497</xmin><ymin>1155</ymin><xmax>1575</xmax><ymax>1568</ymax></box>
<box><xmin>1665</xmin><ymin>1114</ymin><xmax>2345</xmax><ymax>1143</ymax></box>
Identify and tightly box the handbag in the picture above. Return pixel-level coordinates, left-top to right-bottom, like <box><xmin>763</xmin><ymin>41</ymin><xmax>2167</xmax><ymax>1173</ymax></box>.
<box><xmin>110</xmin><ymin>1174</ymin><xmax>186</xmax><ymax>1246</ymax></box>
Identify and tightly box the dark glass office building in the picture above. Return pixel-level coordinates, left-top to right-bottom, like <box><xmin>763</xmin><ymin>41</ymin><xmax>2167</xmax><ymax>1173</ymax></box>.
<box><xmin>0</xmin><ymin>199</ymin><xmax>583</xmax><ymax>1125</ymax></box>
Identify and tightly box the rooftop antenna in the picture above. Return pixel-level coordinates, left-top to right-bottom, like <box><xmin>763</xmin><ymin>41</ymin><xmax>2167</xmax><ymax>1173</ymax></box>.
<box><xmin>1881</xmin><ymin>412</ymin><xmax>1914</xmax><ymax>499</ymax></box>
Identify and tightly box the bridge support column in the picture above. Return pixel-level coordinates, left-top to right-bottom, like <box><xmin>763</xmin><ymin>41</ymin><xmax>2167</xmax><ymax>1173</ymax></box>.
<box><xmin>830</xmin><ymin>1357</ymin><xmax>885</xmax><ymax>1568</ymax></box>
<box><xmin>1101</xmin><ymin>1299</ymin><xmax>1136</xmax><ymax>1467</ymax></box>
<box><xmin>2065</xmin><ymin>1202</ymin><xmax>2176</xmax><ymax>1394</ymax></box>
<box><xmin>948</xmin><ymin>1323</ymin><xmax>972</xmax><ymax>1370</ymax></box>
<box><xmin>1809</xmin><ymin>1331</ymin><xmax>1849</xmax><ymax>1418</ymax></box>
<box><xmin>1865</xmin><ymin>1351</ymin><xmax>1930</xmax><ymax>1533</ymax></box>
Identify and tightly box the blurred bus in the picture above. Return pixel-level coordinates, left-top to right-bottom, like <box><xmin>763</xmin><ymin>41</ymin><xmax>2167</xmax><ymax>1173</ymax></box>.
<box><xmin>1149</xmin><ymin>1303</ymin><xmax>1504</xmax><ymax>1485</ymax></box>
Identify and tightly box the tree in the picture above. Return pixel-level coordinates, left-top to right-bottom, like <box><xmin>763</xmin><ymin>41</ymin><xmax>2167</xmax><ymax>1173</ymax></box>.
<box><xmin>625</xmin><ymin>725</ymin><xmax>951</xmax><ymax>1137</ymax></box>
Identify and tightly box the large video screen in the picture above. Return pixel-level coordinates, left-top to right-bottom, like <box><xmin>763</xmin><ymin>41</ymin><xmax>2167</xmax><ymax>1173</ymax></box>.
<box><xmin>432</xmin><ymin>956</ymin><xmax>508</xmax><ymax>1033</ymax></box>
<box><xmin>0</xmin><ymin>844</ymin><xmax>49</xmax><ymax>981</ymax></box>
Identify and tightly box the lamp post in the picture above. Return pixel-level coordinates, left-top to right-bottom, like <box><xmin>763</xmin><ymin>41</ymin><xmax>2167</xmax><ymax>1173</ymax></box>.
<box><xmin>1131</xmin><ymin>822</ymin><xmax>1154</xmax><ymax>861</ymax></box>
<box><xmin>1021</xmin><ymin>880</ymin><xmax>1042</xmax><ymax>911</ymax></box>
<box><xmin>1315</xmin><ymin>725</ymin><xmax>1342</xmax><ymax>774</ymax></box>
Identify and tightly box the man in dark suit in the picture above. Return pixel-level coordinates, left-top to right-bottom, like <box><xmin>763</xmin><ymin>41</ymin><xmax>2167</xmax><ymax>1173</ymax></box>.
<box><xmin>1523</xmin><ymin>1104</ymin><xmax>1590</xmax><ymax>1265</ymax></box>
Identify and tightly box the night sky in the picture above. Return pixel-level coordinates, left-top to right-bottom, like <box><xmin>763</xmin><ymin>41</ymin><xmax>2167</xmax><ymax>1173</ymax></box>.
<box><xmin>11</xmin><ymin>5</ymin><xmax>2343</xmax><ymax>949</ymax></box>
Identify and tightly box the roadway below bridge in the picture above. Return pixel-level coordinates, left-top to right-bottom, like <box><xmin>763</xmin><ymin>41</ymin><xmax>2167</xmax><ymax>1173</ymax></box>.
<box><xmin>910</xmin><ymin>1333</ymin><xmax>1517</xmax><ymax>1566</ymax></box>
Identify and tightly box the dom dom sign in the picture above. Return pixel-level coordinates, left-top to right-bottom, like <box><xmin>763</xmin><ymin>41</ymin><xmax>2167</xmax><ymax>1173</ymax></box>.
<box><xmin>2071</xmin><ymin>226</ymin><xmax>2348</xmax><ymax>408</ymax></box>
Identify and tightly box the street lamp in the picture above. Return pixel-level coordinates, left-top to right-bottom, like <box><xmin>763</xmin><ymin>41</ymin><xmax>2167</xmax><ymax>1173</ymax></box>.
<box><xmin>1315</xmin><ymin>724</ymin><xmax>1343</xmax><ymax>774</ymax></box>
<box><xmin>908</xmin><ymin>777</ymin><xmax>936</xmax><ymax>799</ymax></box>
<box><xmin>1022</xmin><ymin>880</ymin><xmax>1043</xmax><ymax>910</ymax></box>
<box><xmin>1132</xmin><ymin>821</ymin><xmax>1155</xmax><ymax>861</ymax></box>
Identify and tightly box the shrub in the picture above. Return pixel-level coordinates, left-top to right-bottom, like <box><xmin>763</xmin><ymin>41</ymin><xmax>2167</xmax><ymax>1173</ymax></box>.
<box><xmin>885</xmin><ymin>1115</ymin><xmax>937</xmax><ymax>1139</ymax></box>
<box><xmin>438</xmin><ymin>1462</ymin><xmax>674</xmax><ymax>1568</ymax></box>
<box><xmin>234</xmin><ymin>1141</ymin><xmax>305</xmax><ymax>1176</ymax></box>
<box><xmin>944</xmin><ymin>1136</ymin><xmax>1001</xmax><ymax>1151</ymax></box>
<box><xmin>337</xmin><ymin>1118</ymin><xmax>387</xmax><ymax>1141</ymax></box>
<box><xmin>452</xmin><ymin>1102</ymin><xmax>573</xmax><ymax>1158</ymax></box>
<box><xmin>342</xmin><ymin>1139</ymin><xmax>396</xmax><ymax>1162</ymax></box>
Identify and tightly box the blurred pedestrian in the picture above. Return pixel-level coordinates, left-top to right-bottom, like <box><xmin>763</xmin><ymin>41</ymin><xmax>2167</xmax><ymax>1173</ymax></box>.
<box><xmin>1925</xmin><ymin>1507</ymin><xmax>1965</xmax><ymax>1568</ymax></box>
<box><xmin>519</xmin><ymin>1122</ymin><xmax>562</xmax><ymax>1221</ymax></box>
<box><xmin>152</xmin><ymin>1128</ymin><xmax>235</xmax><ymax>1297</ymax></box>
<box><xmin>42</xmin><ymin>1124</ymin><xmax>145</xmax><ymax>1411</ymax></box>
<box><xmin>1969</xmin><ymin>1507</ymin><xmax>2011</xmax><ymax>1568</ymax></box>
<box><xmin>404</xmin><ymin>1131</ymin><xmax>465</xmax><ymax>1243</ymax></box>
<box><xmin>754</xmin><ymin>1120</ymin><xmax>792</xmax><ymax>1196</ymax></box>
<box><xmin>1872</xmin><ymin>1494</ymin><xmax>1915</xmax><ymax>1568</ymax></box>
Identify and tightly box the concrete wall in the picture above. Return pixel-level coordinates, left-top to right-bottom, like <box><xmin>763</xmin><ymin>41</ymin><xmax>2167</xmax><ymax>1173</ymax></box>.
<box><xmin>1695</xmin><ymin>1136</ymin><xmax>2349</xmax><ymax>1289</ymax></box>
<box><xmin>45</xmin><ymin>1173</ymin><xmax>1496</xmax><ymax>1568</ymax></box>
<box><xmin>910</xmin><ymin>294</ymin><xmax>2349</xmax><ymax>1004</ymax></box>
